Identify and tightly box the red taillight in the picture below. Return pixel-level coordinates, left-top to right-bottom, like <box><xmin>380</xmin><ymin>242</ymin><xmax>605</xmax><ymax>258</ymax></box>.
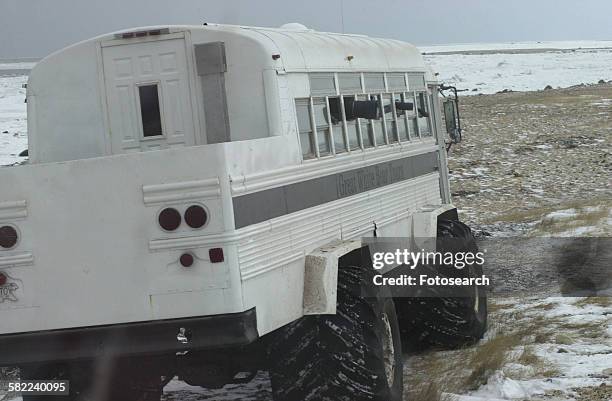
<box><xmin>0</xmin><ymin>273</ymin><xmax>7</xmax><ymax>286</ymax></box>
<box><xmin>184</xmin><ymin>205</ymin><xmax>207</xmax><ymax>229</ymax></box>
<box><xmin>180</xmin><ymin>253</ymin><xmax>194</xmax><ymax>268</ymax></box>
<box><xmin>158</xmin><ymin>208</ymin><xmax>181</xmax><ymax>231</ymax></box>
<box><xmin>0</xmin><ymin>226</ymin><xmax>18</xmax><ymax>249</ymax></box>
<box><xmin>209</xmin><ymin>248</ymin><xmax>224</xmax><ymax>263</ymax></box>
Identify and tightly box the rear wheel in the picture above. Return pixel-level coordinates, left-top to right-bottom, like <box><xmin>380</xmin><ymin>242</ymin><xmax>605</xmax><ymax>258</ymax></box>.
<box><xmin>397</xmin><ymin>219</ymin><xmax>487</xmax><ymax>348</ymax></box>
<box><xmin>268</xmin><ymin>264</ymin><xmax>403</xmax><ymax>401</ymax></box>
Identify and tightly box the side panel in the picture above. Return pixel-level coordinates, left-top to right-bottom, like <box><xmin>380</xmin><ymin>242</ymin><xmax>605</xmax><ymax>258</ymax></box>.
<box><xmin>233</xmin><ymin>145</ymin><xmax>443</xmax><ymax>335</ymax></box>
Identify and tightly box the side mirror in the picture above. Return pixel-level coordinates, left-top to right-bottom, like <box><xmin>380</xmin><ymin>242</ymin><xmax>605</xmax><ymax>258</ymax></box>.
<box><xmin>443</xmin><ymin>99</ymin><xmax>461</xmax><ymax>143</ymax></box>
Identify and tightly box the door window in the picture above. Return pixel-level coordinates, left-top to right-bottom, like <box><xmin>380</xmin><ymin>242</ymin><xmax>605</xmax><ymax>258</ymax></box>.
<box><xmin>138</xmin><ymin>84</ymin><xmax>163</xmax><ymax>138</ymax></box>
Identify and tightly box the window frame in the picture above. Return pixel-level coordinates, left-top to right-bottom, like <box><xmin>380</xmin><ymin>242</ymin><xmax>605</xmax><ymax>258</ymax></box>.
<box><xmin>296</xmin><ymin>71</ymin><xmax>434</xmax><ymax>161</ymax></box>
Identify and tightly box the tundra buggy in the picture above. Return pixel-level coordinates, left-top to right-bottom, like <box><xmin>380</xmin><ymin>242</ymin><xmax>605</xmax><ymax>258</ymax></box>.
<box><xmin>0</xmin><ymin>23</ymin><xmax>486</xmax><ymax>401</ymax></box>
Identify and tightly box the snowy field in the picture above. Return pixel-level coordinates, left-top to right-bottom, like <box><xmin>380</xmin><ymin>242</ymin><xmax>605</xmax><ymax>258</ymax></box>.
<box><xmin>422</xmin><ymin>41</ymin><xmax>612</xmax><ymax>95</ymax></box>
<box><xmin>0</xmin><ymin>75</ymin><xmax>27</xmax><ymax>166</ymax></box>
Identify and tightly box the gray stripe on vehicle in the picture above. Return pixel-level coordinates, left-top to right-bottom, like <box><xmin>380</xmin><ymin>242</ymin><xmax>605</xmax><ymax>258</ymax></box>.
<box><xmin>232</xmin><ymin>151</ymin><xmax>438</xmax><ymax>229</ymax></box>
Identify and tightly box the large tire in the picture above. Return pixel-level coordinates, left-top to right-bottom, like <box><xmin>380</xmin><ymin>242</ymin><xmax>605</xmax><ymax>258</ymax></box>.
<box><xmin>268</xmin><ymin>264</ymin><xmax>403</xmax><ymax>401</ymax></box>
<box><xmin>397</xmin><ymin>219</ymin><xmax>487</xmax><ymax>348</ymax></box>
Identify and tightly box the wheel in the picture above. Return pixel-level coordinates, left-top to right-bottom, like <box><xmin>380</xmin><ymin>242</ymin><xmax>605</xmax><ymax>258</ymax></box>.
<box><xmin>268</xmin><ymin>264</ymin><xmax>403</xmax><ymax>401</ymax></box>
<box><xmin>397</xmin><ymin>219</ymin><xmax>487</xmax><ymax>348</ymax></box>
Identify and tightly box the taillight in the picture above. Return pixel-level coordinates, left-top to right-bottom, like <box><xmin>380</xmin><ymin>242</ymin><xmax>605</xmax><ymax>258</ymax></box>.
<box><xmin>0</xmin><ymin>226</ymin><xmax>18</xmax><ymax>249</ymax></box>
<box><xmin>158</xmin><ymin>208</ymin><xmax>181</xmax><ymax>231</ymax></box>
<box><xmin>0</xmin><ymin>273</ymin><xmax>7</xmax><ymax>286</ymax></box>
<box><xmin>209</xmin><ymin>248</ymin><xmax>224</xmax><ymax>263</ymax></box>
<box><xmin>180</xmin><ymin>253</ymin><xmax>194</xmax><ymax>268</ymax></box>
<box><xmin>184</xmin><ymin>205</ymin><xmax>208</xmax><ymax>229</ymax></box>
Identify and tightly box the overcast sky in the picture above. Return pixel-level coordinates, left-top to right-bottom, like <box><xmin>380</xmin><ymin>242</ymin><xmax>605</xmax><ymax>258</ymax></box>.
<box><xmin>2</xmin><ymin>0</ymin><xmax>612</xmax><ymax>58</ymax></box>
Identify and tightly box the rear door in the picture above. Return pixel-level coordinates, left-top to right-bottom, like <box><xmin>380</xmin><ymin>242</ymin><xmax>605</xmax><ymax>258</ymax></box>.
<box><xmin>102</xmin><ymin>35</ymin><xmax>197</xmax><ymax>153</ymax></box>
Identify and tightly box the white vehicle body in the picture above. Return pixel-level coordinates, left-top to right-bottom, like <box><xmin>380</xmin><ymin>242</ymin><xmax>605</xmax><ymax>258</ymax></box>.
<box><xmin>0</xmin><ymin>23</ymin><xmax>453</xmax><ymax>364</ymax></box>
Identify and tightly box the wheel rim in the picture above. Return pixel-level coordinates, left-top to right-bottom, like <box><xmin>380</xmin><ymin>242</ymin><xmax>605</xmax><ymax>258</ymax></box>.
<box><xmin>381</xmin><ymin>312</ymin><xmax>396</xmax><ymax>387</ymax></box>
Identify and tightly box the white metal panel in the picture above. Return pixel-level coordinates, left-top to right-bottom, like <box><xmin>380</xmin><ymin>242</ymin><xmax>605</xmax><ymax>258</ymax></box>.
<box><xmin>0</xmin><ymin>145</ymin><xmax>243</xmax><ymax>335</ymax></box>
<box><xmin>102</xmin><ymin>38</ymin><xmax>196</xmax><ymax>153</ymax></box>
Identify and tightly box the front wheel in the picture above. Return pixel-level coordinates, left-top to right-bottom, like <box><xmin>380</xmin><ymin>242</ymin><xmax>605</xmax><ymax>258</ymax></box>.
<box><xmin>397</xmin><ymin>219</ymin><xmax>488</xmax><ymax>348</ymax></box>
<box><xmin>268</xmin><ymin>264</ymin><xmax>403</xmax><ymax>401</ymax></box>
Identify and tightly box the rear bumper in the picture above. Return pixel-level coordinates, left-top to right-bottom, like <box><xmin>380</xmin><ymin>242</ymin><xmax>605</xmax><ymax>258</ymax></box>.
<box><xmin>0</xmin><ymin>308</ymin><xmax>258</xmax><ymax>366</ymax></box>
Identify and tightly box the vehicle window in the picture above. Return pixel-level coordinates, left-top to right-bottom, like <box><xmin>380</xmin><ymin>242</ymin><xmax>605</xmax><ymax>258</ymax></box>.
<box><xmin>383</xmin><ymin>94</ymin><xmax>398</xmax><ymax>142</ymax></box>
<box><xmin>328</xmin><ymin>97</ymin><xmax>347</xmax><ymax>153</ymax></box>
<box><xmin>138</xmin><ymin>84</ymin><xmax>163</xmax><ymax>137</ymax></box>
<box><xmin>394</xmin><ymin>93</ymin><xmax>409</xmax><ymax>141</ymax></box>
<box><xmin>364</xmin><ymin>73</ymin><xmax>385</xmax><ymax>92</ymax></box>
<box><xmin>356</xmin><ymin>95</ymin><xmax>375</xmax><ymax>148</ymax></box>
<box><xmin>417</xmin><ymin>92</ymin><xmax>432</xmax><ymax>137</ymax></box>
<box><xmin>387</xmin><ymin>73</ymin><xmax>407</xmax><ymax>91</ymax></box>
<box><xmin>338</xmin><ymin>73</ymin><xmax>362</xmax><ymax>93</ymax></box>
<box><xmin>310</xmin><ymin>73</ymin><xmax>336</xmax><ymax>96</ymax></box>
<box><xmin>312</xmin><ymin>98</ymin><xmax>331</xmax><ymax>155</ymax></box>
<box><xmin>295</xmin><ymin>100</ymin><xmax>315</xmax><ymax>158</ymax></box>
<box><xmin>340</xmin><ymin>96</ymin><xmax>360</xmax><ymax>150</ymax></box>
<box><xmin>370</xmin><ymin>95</ymin><xmax>386</xmax><ymax>146</ymax></box>
<box><xmin>408</xmin><ymin>73</ymin><xmax>426</xmax><ymax>91</ymax></box>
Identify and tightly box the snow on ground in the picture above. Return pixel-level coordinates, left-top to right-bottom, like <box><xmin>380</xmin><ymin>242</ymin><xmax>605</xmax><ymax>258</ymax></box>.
<box><xmin>0</xmin><ymin>74</ymin><xmax>28</xmax><ymax>166</ymax></box>
<box><xmin>420</xmin><ymin>40</ymin><xmax>612</xmax><ymax>54</ymax></box>
<box><xmin>464</xmin><ymin>297</ymin><xmax>612</xmax><ymax>401</ymax></box>
<box><xmin>406</xmin><ymin>296</ymin><xmax>612</xmax><ymax>401</ymax></box>
<box><xmin>0</xmin><ymin>62</ymin><xmax>36</xmax><ymax>71</ymax></box>
<box><xmin>420</xmin><ymin>42</ymin><xmax>612</xmax><ymax>95</ymax></box>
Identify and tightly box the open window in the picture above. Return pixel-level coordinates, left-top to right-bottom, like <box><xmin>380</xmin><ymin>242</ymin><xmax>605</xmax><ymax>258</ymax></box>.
<box><xmin>417</xmin><ymin>92</ymin><xmax>432</xmax><ymax>137</ymax></box>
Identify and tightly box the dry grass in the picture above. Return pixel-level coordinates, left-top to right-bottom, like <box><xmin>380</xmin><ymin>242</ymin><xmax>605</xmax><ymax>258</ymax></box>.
<box><xmin>574</xmin><ymin>297</ymin><xmax>612</xmax><ymax>308</ymax></box>
<box><xmin>530</xmin><ymin>302</ymin><xmax>556</xmax><ymax>311</ymax></box>
<box><xmin>558</xmin><ymin>321</ymin><xmax>607</xmax><ymax>339</ymax></box>
<box><xmin>514</xmin><ymin>346</ymin><xmax>561</xmax><ymax>379</ymax></box>
<box><xmin>535</xmin><ymin>205</ymin><xmax>610</xmax><ymax>234</ymax></box>
<box><xmin>487</xmin><ymin>300</ymin><xmax>517</xmax><ymax>313</ymax></box>
<box><xmin>462</xmin><ymin>331</ymin><xmax>526</xmax><ymax>390</ymax></box>
<box><xmin>406</xmin><ymin>382</ymin><xmax>449</xmax><ymax>401</ymax></box>
<box><xmin>491</xmin><ymin>198</ymin><xmax>610</xmax><ymax>226</ymax></box>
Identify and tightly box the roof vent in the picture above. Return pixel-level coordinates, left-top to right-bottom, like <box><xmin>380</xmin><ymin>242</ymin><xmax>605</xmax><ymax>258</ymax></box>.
<box><xmin>280</xmin><ymin>23</ymin><xmax>310</xmax><ymax>31</ymax></box>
